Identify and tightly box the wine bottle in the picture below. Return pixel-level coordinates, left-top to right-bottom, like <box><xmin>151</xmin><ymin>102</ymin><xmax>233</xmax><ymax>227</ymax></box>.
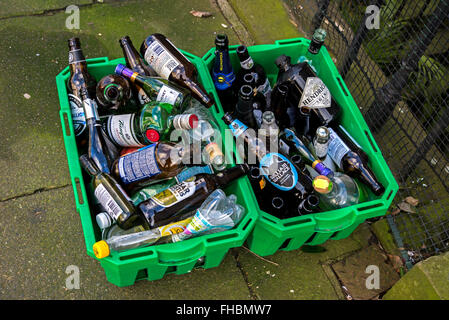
<box><xmin>212</xmin><ymin>34</ymin><xmax>236</xmax><ymax>111</ymax></box>
<box><xmin>223</xmin><ymin>113</ymin><xmax>313</xmax><ymax>199</ymax></box>
<box><xmin>136</xmin><ymin>164</ymin><xmax>249</xmax><ymax>229</ymax></box>
<box><xmin>80</xmin><ymin>87</ymin><xmax>117</xmax><ymax>174</ymax></box>
<box><xmin>112</xmin><ymin>141</ymin><xmax>192</xmax><ymax>192</ymax></box>
<box><xmin>80</xmin><ymin>154</ymin><xmax>142</xmax><ymax>230</ymax></box>
<box><xmin>67</xmin><ymin>37</ymin><xmax>97</xmax><ymax>143</ymax></box>
<box><xmin>297</xmin><ymin>28</ymin><xmax>327</xmax><ymax>75</ymax></box>
<box><xmin>327</xmin><ymin>126</ymin><xmax>385</xmax><ymax>195</ymax></box>
<box><xmin>236</xmin><ymin>45</ymin><xmax>272</xmax><ymax>108</ymax></box>
<box><xmin>140</xmin><ymin>33</ymin><xmax>215</xmax><ymax>108</ymax></box>
<box><xmin>115</xmin><ymin>63</ymin><xmax>192</xmax><ymax>112</ymax></box>
<box><xmin>235</xmin><ymin>85</ymin><xmax>258</xmax><ymax>129</ymax></box>
<box><xmin>101</xmin><ymin>101</ymin><xmax>198</xmax><ymax>147</ymax></box>
<box><xmin>96</xmin><ymin>74</ymin><xmax>134</xmax><ymax>113</ymax></box>
<box><xmin>279</xmin><ymin>128</ymin><xmax>334</xmax><ymax>178</ymax></box>
<box><xmin>275</xmin><ymin>54</ymin><xmax>341</xmax><ymax>136</ymax></box>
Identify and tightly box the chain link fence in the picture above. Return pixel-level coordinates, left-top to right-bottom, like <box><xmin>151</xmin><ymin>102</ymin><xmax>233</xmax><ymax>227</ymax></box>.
<box><xmin>285</xmin><ymin>0</ymin><xmax>449</xmax><ymax>267</ymax></box>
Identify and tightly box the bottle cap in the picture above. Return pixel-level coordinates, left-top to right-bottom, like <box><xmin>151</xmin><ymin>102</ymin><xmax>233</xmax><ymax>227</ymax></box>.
<box><xmin>115</xmin><ymin>63</ymin><xmax>127</xmax><ymax>75</ymax></box>
<box><xmin>96</xmin><ymin>212</ymin><xmax>113</xmax><ymax>229</ymax></box>
<box><xmin>145</xmin><ymin>129</ymin><xmax>160</xmax><ymax>143</ymax></box>
<box><xmin>312</xmin><ymin>28</ymin><xmax>327</xmax><ymax>43</ymax></box>
<box><xmin>221</xmin><ymin>112</ymin><xmax>234</xmax><ymax>125</ymax></box>
<box><xmin>68</xmin><ymin>37</ymin><xmax>81</xmax><ymax>48</ymax></box>
<box><xmin>93</xmin><ymin>240</ymin><xmax>110</xmax><ymax>259</ymax></box>
<box><xmin>119</xmin><ymin>35</ymin><xmax>131</xmax><ymax>46</ymax></box>
<box><xmin>275</xmin><ymin>55</ymin><xmax>291</xmax><ymax>69</ymax></box>
<box><xmin>313</xmin><ymin>175</ymin><xmax>332</xmax><ymax>194</ymax></box>
<box><xmin>316</xmin><ymin>126</ymin><xmax>330</xmax><ymax>140</ymax></box>
<box><xmin>173</xmin><ymin>114</ymin><xmax>199</xmax><ymax>130</ymax></box>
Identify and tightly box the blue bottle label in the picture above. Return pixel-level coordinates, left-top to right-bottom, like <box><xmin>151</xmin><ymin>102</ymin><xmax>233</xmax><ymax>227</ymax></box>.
<box><xmin>228</xmin><ymin>119</ymin><xmax>248</xmax><ymax>138</ymax></box>
<box><xmin>118</xmin><ymin>144</ymin><xmax>162</xmax><ymax>184</ymax></box>
<box><xmin>175</xmin><ymin>165</ymin><xmax>213</xmax><ymax>183</ymax></box>
<box><xmin>213</xmin><ymin>51</ymin><xmax>235</xmax><ymax>90</ymax></box>
<box><xmin>259</xmin><ymin>153</ymin><xmax>298</xmax><ymax>191</ymax></box>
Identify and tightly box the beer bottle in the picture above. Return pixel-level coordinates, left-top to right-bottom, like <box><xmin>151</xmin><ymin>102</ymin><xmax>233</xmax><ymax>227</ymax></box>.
<box><xmin>212</xmin><ymin>34</ymin><xmax>236</xmax><ymax>111</ymax></box>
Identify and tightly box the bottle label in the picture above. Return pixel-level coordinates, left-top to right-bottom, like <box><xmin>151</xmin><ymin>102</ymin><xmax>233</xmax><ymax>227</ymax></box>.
<box><xmin>257</xmin><ymin>78</ymin><xmax>272</xmax><ymax>99</ymax></box>
<box><xmin>156</xmin><ymin>85</ymin><xmax>181</xmax><ymax>105</ymax></box>
<box><xmin>68</xmin><ymin>94</ymin><xmax>86</xmax><ymax>136</ymax></box>
<box><xmin>278</xmin><ymin>139</ymin><xmax>290</xmax><ymax>155</ymax></box>
<box><xmin>151</xmin><ymin>180</ymin><xmax>197</xmax><ymax>208</ymax></box>
<box><xmin>118</xmin><ymin>144</ymin><xmax>162</xmax><ymax>184</ymax></box>
<box><xmin>240</xmin><ymin>57</ymin><xmax>254</xmax><ymax>70</ymax></box>
<box><xmin>313</xmin><ymin>139</ymin><xmax>329</xmax><ymax>159</ymax></box>
<box><xmin>176</xmin><ymin>165</ymin><xmax>213</xmax><ymax>183</ymax></box>
<box><xmin>253</xmin><ymin>109</ymin><xmax>263</xmax><ymax>127</ymax></box>
<box><xmin>136</xmin><ymin>85</ymin><xmax>151</xmax><ymax>105</ymax></box>
<box><xmin>298</xmin><ymin>77</ymin><xmax>331</xmax><ymax>109</ymax></box>
<box><xmin>327</xmin><ymin>127</ymin><xmax>350</xmax><ymax>168</ymax></box>
<box><xmin>259</xmin><ymin>153</ymin><xmax>298</xmax><ymax>191</ymax></box>
<box><xmin>68</xmin><ymin>49</ymin><xmax>85</xmax><ymax>64</ymax></box>
<box><xmin>144</xmin><ymin>40</ymin><xmax>180</xmax><ymax>79</ymax></box>
<box><xmin>82</xmin><ymin>98</ymin><xmax>100</xmax><ymax>121</ymax></box>
<box><xmin>205</xmin><ymin>142</ymin><xmax>224</xmax><ymax>164</ymax></box>
<box><xmin>158</xmin><ymin>217</ymin><xmax>193</xmax><ymax>236</ymax></box>
<box><xmin>107</xmin><ymin>114</ymin><xmax>144</xmax><ymax>147</ymax></box>
<box><xmin>94</xmin><ymin>184</ymin><xmax>124</xmax><ymax>220</ymax></box>
<box><xmin>229</xmin><ymin>119</ymin><xmax>248</xmax><ymax>138</ymax></box>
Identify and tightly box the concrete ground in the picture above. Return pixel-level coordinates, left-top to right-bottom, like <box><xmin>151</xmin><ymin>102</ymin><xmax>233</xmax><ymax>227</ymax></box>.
<box><xmin>0</xmin><ymin>0</ymin><xmax>402</xmax><ymax>299</ymax></box>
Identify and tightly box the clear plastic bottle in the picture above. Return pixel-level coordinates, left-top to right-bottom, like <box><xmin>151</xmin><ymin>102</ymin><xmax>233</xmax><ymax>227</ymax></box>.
<box><xmin>171</xmin><ymin>189</ymin><xmax>245</xmax><ymax>242</ymax></box>
<box><xmin>312</xmin><ymin>172</ymin><xmax>360</xmax><ymax>209</ymax></box>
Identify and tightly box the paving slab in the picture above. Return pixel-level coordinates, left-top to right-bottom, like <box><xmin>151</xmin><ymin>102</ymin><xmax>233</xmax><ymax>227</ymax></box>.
<box><xmin>0</xmin><ymin>0</ymin><xmax>240</xmax><ymax>200</ymax></box>
<box><xmin>0</xmin><ymin>186</ymin><xmax>251</xmax><ymax>299</ymax></box>
<box><xmin>0</xmin><ymin>0</ymin><xmax>92</xmax><ymax>19</ymax></box>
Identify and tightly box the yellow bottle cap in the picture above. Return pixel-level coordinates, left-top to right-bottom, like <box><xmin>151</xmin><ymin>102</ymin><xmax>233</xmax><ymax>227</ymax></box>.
<box><xmin>313</xmin><ymin>175</ymin><xmax>332</xmax><ymax>194</ymax></box>
<box><xmin>93</xmin><ymin>240</ymin><xmax>110</xmax><ymax>259</ymax></box>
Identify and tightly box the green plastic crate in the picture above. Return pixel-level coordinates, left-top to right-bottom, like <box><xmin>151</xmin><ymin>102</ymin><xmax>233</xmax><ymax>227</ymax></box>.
<box><xmin>202</xmin><ymin>37</ymin><xmax>399</xmax><ymax>256</ymax></box>
<box><xmin>56</xmin><ymin>52</ymin><xmax>259</xmax><ymax>287</ymax></box>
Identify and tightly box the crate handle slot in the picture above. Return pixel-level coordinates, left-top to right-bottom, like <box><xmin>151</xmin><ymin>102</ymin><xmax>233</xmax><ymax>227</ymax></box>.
<box><xmin>119</xmin><ymin>249</ymin><xmax>155</xmax><ymax>261</ymax></box>
<box><xmin>86</xmin><ymin>57</ymin><xmax>109</xmax><ymax>65</ymax></box>
<box><xmin>276</xmin><ymin>38</ymin><xmax>303</xmax><ymax>45</ymax></box>
<box><xmin>206</xmin><ymin>232</ymin><xmax>239</xmax><ymax>243</ymax></box>
<box><xmin>73</xmin><ymin>177</ymin><xmax>84</xmax><ymax>205</ymax></box>
<box><xmin>364</xmin><ymin>130</ymin><xmax>379</xmax><ymax>153</ymax></box>
<box><xmin>283</xmin><ymin>217</ymin><xmax>313</xmax><ymax>228</ymax></box>
<box><xmin>62</xmin><ymin>112</ymin><xmax>72</xmax><ymax>137</ymax></box>
<box><xmin>203</xmin><ymin>51</ymin><xmax>213</xmax><ymax>61</ymax></box>
<box><xmin>356</xmin><ymin>202</ymin><xmax>384</xmax><ymax>212</ymax></box>
<box><xmin>336</xmin><ymin>76</ymin><xmax>349</xmax><ymax>97</ymax></box>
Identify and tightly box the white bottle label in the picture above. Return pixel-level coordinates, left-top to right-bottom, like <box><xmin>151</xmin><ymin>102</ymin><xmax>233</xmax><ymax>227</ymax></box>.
<box><xmin>151</xmin><ymin>180</ymin><xmax>197</xmax><ymax>208</ymax></box>
<box><xmin>118</xmin><ymin>144</ymin><xmax>162</xmax><ymax>184</ymax></box>
<box><xmin>68</xmin><ymin>94</ymin><xmax>86</xmax><ymax>136</ymax></box>
<box><xmin>107</xmin><ymin>114</ymin><xmax>144</xmax><ymax>147</ymax></box>
<box><xmin>257</xmin><ymin>77</ymin><xmax>272</xmax><ymax>98</ymax></box>
<box><xmin>156</xmin><ymin>85</ymin><xmax>181</xmax><ymax>105</ymax></box>
<box><xmin>327</xmin><ymin>127</ymin><xmax>350</xmax><ymax>168</ymax></box>
<box><xmin>240</xmin><ymin>57</ymin><xmax>254</xmax><ymax>70</ymax></box>
<box><xmin>144</xmin><ymin>40</ymin><xmax>180</xmax><ymax>79</ymax></box>
<box><xmin>298</xmin><ymin>77</ymin><xmax>331</xmax><ymax>109</ymax></box>
<box><xmin>94</xmin><ymin>184</ymin><xmax>123</xmax><ymax>220</ymax></box>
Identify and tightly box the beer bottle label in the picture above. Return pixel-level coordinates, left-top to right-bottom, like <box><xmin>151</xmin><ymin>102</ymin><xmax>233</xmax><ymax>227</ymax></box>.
<box><xmin>156</xmin><ymin>85</ymin><xmax>181</xmax><ymax>105</ymax></box>
<box><xmin>94</xmin><ymin>184</ymin><xmax>124</xmax><ymax>220</ymax></box>
<box><xmin>118</xmin><ymin>144</ymin><xmax>162</xmax><ymax>184</ymax></box>
<box><xmin>151</xmin><ymin>180</ymin><xmax>197</xmax><ymax>208</ymax></box>
<box><xmin>68</xmin><ymin>94</ymin><xmax>86</xmax><ymax>136</ymax></box>
<box><xmin>68</xmin><ymin>49</ymin><xmax>85</xmax><ymax>64</ymax></box>
<box><xmin>157</xmin><ymin>217</ymin><xmax>193</xmax><ymax>236</ymax></box>
<box><xmin>228</xmin><ymin>119</ymin><xmax>247</xmax><ymax>138</ymax></box>
<box><xmin>259</xmin><ymin>153</ymin><xmax>299</xmax><ymax>191</ymax></box>
<box><xmin>327</xmin><ymin>127</ymin><xmax>350</xmax><ymax>168</ymax></box>
<box><xmin>257</xmin><ymin>77</ymin><xmax>272</xmax><ymax>99</ymax></box>
<box><xmin>298</xmin><ymin>77</ymin><xmax>331</xmax><ymax>109</ymax></box>
<box><xmin>240</xmin><ymin>57</ymin><xmax>254</xmax><ymax>70</ymax></box>
<box><xmin>144</xmin><ymin>40</ymin><xmax>180</xmax><ymax>79</ymax></box>
<box><xmin>175</xmin><ymin>165</ymin><xmax>213</xmax><ymax>183</ymax></box>
<box><xmin>107</xmin><ymin>114</ymin><xmax>144</xmax><ymax>147</ymax></box>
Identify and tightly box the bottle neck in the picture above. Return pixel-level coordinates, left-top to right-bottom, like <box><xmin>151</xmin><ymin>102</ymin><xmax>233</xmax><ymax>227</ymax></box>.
<box><xmin>120</xmin><ymin>37</ymin><xmax>146</xmax><ymax>72</ymax></box>
<box><xmin>213</xmin><ymin>165</ymin><xmax>248</xmax><ymax>188</ymax></box>
<box><xmin>68</xmin><ymin>46</ymin><xmax>88</xmax><ymax>73</ymax></box>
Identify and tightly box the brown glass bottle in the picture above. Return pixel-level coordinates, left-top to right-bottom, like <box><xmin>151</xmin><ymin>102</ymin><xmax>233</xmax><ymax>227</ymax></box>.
<box><xmin>137</xmin><ymin>164</ymin><xmax>249</xmax><ymax>229</ymax></box>
<box><xmin>80</xmin><ymin>154</ymin><xmax>143</xmax><ymax>230</ymax></box>
<box><xmin>96</xmin><ymin>74</ymin><xmax>133</xmax><ymax>114</ymax></box>
<box><xmin>67</xmin><ymin>37</ymin><xmax>97</xmax><ymax>143</ymax></box>
<box><xmin>112</xmin><ymin>141</ymin><xmax>191</xmax><ymax>193</ymax></box>
<box><xmin>140</xmin><ymin>33</ymin><xmax>215</xmax><ymax>108</ymax></box>
<box><xmin>119</xmin><ymin>35</ymin><xmax>157</xmax><ymax>106</ymax></box>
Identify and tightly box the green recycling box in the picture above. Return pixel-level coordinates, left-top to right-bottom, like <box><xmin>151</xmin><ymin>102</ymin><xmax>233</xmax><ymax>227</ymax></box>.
<box><xmin>56</xmin><ymin>52</ymin><xmax>259</xmax><ymax>287</ymax></box>
<box><xmin>202</xmin><ymin>37</ymin><xmax>399</xmax><ymax>257</ymax></box>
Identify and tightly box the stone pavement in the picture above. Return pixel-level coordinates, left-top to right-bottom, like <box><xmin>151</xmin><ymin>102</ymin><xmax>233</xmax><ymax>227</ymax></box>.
<box><xmin>0</xmin><ymin>0</ymin><xmax>401</xmax><ymax>299</ymax></box>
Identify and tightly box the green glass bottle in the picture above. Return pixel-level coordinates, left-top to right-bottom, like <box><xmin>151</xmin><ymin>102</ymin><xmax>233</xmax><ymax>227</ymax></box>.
<box><xmin>115</xmin><ymin>63</ymin><xmax>192</xmax><ymax>112</ymax></box>
<box><xmin>101</xmin><ymin>101</ymin><xmax>199</xmax><ymax>147</ymax></box>
<box><xmin>79</xmin><ymin>154</ymin><xmax>142</xmax><ymax>230</ymax></box>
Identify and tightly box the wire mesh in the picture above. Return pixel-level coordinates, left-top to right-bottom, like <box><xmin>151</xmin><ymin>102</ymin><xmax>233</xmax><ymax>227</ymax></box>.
<box><xmin>285</xmin><ymin>0</ymin><xmax>449</xmax><ymax>265</ymax></box>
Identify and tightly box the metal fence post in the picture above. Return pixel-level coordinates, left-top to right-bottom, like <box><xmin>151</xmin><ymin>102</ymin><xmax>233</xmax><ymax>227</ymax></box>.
<box><xmin>364</xmin><ymin>0</ymin><xmax>449</xmax><ymax>133</ymax></box>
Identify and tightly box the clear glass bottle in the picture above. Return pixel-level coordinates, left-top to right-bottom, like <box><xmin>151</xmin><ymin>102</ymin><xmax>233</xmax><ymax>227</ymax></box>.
<box><xmin>312</xmin><ymin>172</ymin><xmax>360</xmax><ymax>209</ymax></box>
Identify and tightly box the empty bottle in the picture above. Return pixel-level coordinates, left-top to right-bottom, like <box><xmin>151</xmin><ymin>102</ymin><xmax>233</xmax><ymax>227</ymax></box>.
<box><xmin>96</xmin><ymin>74</ymin><xmax>134</xmax><ymax>113</ymax></box>
<box><xmin>297</xmin><ymin>28</ymin><xmax>327</xmax><ymax>75</ymax></box>
<box><xmin>140</xmin><ymin>33</ymin><xmax>215</xmax><ymax>108</ymax></box>
<box><xmin>171</xmin><ymin>189</ymin><xmax>245</xmax><ymax>242</ymax></box>
<box><xmin>259</xmin><ymin>111</ymin><xmax>279</xmax><ymax>153</ymax></box>
<box><xmin>235</xmin><ymin>85</ymin><xmax>258</xmax><ymax>129</ymax></box>
<box><xmin>212</xmin><ymin>34</ymin><xmax>236</xmax><ymax>111</ymax></box>
<box><xmin>270</xmin><ymin>84</ymin><xmax>296</xmax><ymax>129</ymax></box>
<box><xmin>313</xmin><ymin>173</ymin><xmax>360</xmax><ymax>209</ymax></box>
<box><xmin>242</xmin><ymin>73</ymin><xmax>267</xmax><ymax>126</ymax></box>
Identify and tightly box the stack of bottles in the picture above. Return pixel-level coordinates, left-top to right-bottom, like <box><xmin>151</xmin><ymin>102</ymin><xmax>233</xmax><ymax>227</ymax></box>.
<box><xmin>211</xmin><ymin>29</ymin><xmax>385</xmax><ymax>220</ymax></box>
<box><xmin>66</xmin><ymin>34</ymin><xmax>249</xmax><ymax>259</ymax></box>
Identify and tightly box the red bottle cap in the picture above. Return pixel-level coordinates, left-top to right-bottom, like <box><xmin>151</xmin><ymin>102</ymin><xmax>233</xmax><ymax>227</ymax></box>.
<box><xmin>145</xmin><ymin>129</ymin><xmax>160</xmax><ymax>142</ymax></box>
<box><xmin>189</xmin><ymin>114</ymin><xmax>199</xmax><ymax>129</ymax></box>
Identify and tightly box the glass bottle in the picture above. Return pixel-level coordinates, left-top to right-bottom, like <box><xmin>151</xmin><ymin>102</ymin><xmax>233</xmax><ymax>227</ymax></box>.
<box><xmin>270</xmin><ymin>83</ymin><xmax>296</xmax><ymax>130</ymax></box>
<box><xmin>66</xmin><ymin>37</ymin><xmax>97</xmax><ymax>143</ymax></box>
<box><xmin>259</xmin><ymin>111</ymin><xmax>279</xmax><ymax>153</ymax></box>
<box><xmin>242</xmin><ymin>73</ymin><xmax>266</xmax><ymax>127</ymax></box>
<box><xmin>140</xmin><ymin>33</ymin><xmax>215</xmax><ymax>108</ymax></box>
<box><xmin>136</xmin><ymin>164</ymin><xmax>249</xmax><ymax>229</ymax></box>
<box><xmin>212</xmin><ymin>34</ymin><xmax>236</xmax><ymax>111</ymax></box>
<box><xmin>96</xmin><ymin>74</ymin><xmax>133</xmax><ymax>114</ymax></box>
<box><xmin>313</xmin><ymin>173</ymin><xmax>360</xmax><ymax>209</ymax></box>
<box><xmin>297</xmin><ymin>28</ymin><xmax>327</xmax><ymax>75</ymax></box>
<box><xmin>115</xmin><ymin>63</ymin><xmax>192</xmax><ymax>112</ymax></box>
<box><xmin>235</xmin><ymin>85</ymin><xmax>258</xmax><ymax>129</ymax></box>
<box><xmin>79</xmin><ymin>154</ymin><xmax>142</xmax><ymax>230</ymax></box>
